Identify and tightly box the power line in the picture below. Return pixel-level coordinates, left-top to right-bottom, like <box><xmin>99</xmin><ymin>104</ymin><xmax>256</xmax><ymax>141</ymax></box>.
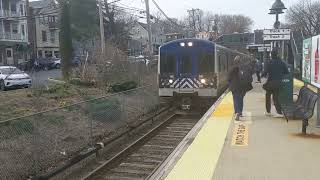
<box><xmin>107</xmin><ymin>0</ymin><xmax>123</xmax><ymax>5</ymax></box>
<box><xmin>151</xmin><ymin>0</ymin><xmax>184</xmax><ymax>28</ymax></box>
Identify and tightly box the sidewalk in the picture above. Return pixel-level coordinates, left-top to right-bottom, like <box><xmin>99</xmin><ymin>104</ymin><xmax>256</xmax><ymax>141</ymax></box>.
<box><xmin>212</xmin><ymin>81</ymin><xmax>320</xmax><ymax>180</ymax></box>
<box><xmin>156</xmin><ymin>80</ymin><xmax>320</xmax><ymax>180</ymax></box>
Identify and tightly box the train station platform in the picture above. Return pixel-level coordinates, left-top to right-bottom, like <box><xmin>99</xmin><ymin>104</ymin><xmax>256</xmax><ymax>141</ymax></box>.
<box><xmin>150</xmin><ymin>80</ymin><xmax>320</xmax><ymax>180</ymax></box>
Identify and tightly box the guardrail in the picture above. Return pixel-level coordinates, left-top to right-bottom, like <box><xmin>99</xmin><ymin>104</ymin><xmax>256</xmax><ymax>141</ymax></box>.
<box><xmin>0</xmin><ymin>86</ymin><xmax>160</xmax><ymax>179</ymax></box>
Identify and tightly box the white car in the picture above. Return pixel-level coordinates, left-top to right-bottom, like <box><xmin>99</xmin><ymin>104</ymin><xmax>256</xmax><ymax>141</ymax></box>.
<box><xmin>0</xmin><ymin>66</ymin><xmax>32</xmax><ymax>90</ymax></box>
<box><xmin>53</xmin><ymin>58</ymin><xmax>61</xmax><ymax>69</ymax></box>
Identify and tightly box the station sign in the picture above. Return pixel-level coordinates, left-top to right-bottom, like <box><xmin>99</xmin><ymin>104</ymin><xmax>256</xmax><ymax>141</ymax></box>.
<box><xmin>263</xmin><ymin>28</ymin><xmax>291</xmax><ymax>41</ymax></box>
<box><xmin>258</xmin><ymin>46</ymin><xmax>271</xmax><ymax>52</ymax></box>
<box><xmin>263</xmin><ymin>29</ymin><xmax>291</xmax><ymax>35</ymax></box>
<box><xmin>263</xmin><ymin>34</ymin><xmax>291</xmax><ymax>41</ymax></box>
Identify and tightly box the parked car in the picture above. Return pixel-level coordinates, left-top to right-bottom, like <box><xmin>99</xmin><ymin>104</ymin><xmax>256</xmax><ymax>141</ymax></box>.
<box><xmin>35</xmin><ymin>58</ymin><xmax>56</xmax><ymax>71</ymax></box>
<box><xmin>52</xmin><ymin>58</ymin><xmax>61</xmax><ymax>69</ymax></box>
<box><xmin>0</xmin><ymin>66</ymin><xmax>32</xmax><ymax>90</ymax></box>
<box><xmin>17</xmin><ymin>60</ymin><xmax>34</xmax><ymax>72</ymax></box>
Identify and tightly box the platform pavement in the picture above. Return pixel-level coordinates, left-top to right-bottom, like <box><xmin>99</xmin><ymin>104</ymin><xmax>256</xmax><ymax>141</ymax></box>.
<box><xmin>153</xmin><ymin>79</ymin><xmax>320</xmax><ymax>180</ymax></box>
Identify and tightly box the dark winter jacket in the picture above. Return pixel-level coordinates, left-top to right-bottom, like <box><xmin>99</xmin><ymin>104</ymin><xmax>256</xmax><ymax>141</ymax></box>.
<box><xmin>262</xmin><ymin>58</ymin><xmax>289</xmax><ymax>82</ymax></box>
<box><xmin>228</xmin><ymin>66</ymin><xmax>244</xmax><ymax>94</ymax></box>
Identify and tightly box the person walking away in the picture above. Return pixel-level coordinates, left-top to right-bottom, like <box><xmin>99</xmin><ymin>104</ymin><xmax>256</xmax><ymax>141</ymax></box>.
<box><xmin>228</xmin><ymin>56</ymin><xmax>253</xmax><ymax>121</ymax></box>
<box><xmin>255</xmin><ymin>60</ymin><xmax>263</xmax><ymax>83</ymax></box>
<box><xmin>262</xmin><ymin>49</ymin><xmax>289</xmax><ymax>118</ymax></box>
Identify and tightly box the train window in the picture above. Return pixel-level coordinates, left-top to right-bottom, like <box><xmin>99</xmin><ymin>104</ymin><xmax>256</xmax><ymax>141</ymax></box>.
<box><xmin>218</xmin><ymin>52</ymin><xmax>227</xmax><ymax>72</ymax></box>
<box><xmin>160</xmin><ymin>53</ymin><xmax>176</xmax><ymax>73</ymax></box>
<box><xmin>180</xmin><ymin>55</ymin><xmax>192</xmax><ymax>74</ymax></box>
<box><xmin>198</xmin><ymin>52</ymin><xmax>214</xmax><ymax>73</ymax></box>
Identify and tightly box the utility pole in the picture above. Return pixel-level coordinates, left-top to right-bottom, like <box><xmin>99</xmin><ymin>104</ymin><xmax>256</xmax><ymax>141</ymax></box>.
<box><xmin>99</xmin><ymin>0</ymin><xmax>106</xmax><ymax>54</ymax></box>
<box><xmin>145</xmin><ymin>0</ymin><xmax>153</xmax><ymax>58</ymax></box>
<box><xmin>26</xmin><ymin>0</ymin><xmax>35</xmax><ymax>60</ymax></box>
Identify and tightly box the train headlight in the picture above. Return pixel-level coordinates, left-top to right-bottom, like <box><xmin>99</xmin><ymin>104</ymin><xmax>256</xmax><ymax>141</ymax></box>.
<box><xmin>200</xmin><ymin>79</ymin><xmax>206</xmax><ymax>84</ymax></box>
<box><xmin>169</xmin><ymin>79</ymin><xmax>174</xmax><ymax>84</ymax></box>
<box><xmin>180</xmin><ymin>42</ymin><xmax>186</xmax><ymax>47</ymax></box>
<box><xmin>188</xmin><ymin>42</ymin><xmax>193</xmax><ymax>47</ymax></box>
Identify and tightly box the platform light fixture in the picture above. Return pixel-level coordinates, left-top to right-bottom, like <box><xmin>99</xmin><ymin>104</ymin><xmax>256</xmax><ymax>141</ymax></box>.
<box><xmin>269</xmin><ymin>0</ymin><xmax>286</xmax><ymax>29</ymax></box>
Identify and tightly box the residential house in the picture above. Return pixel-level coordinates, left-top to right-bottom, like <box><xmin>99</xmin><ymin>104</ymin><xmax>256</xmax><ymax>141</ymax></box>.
<box><xmin>0</xmin><ymin>0</ymin><xmax>28</xmax><ymax>65</ymax></box>
<box><xmin>165</xmin><ymin>33</ymin><xmax>185</xmax><ymax>42</ymax></box>
<box><xmin>195</xmin><ymin>31</ymin><xmax>218</xmax><ymax>41</ymax></box>
<box><xmin>128</xmin><ymin>22</ymin><xmax>166</xmax><ymax>56</ymax></box>
<box><xmin>30</xmin><ymin>0</ymin><xmax>59</xmax><ymax>59</ymax></box>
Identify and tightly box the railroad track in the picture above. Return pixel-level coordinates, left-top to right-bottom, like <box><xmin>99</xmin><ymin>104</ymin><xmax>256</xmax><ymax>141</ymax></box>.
<box><xmin>83</xmin><ymin>113</ymin><xmax>201</xmax><ymax>180</ymax></box>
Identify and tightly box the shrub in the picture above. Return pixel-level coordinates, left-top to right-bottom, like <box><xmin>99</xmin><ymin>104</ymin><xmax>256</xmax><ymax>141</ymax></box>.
<box><xmin>69</xmin><ymin>78</ymin><xmax>95</xmax><ymax>87</ymax></box>
<box><xmin>111</xmin><ymin>81</ymin><xmax>138</xmax><ymax>92</ymax></box>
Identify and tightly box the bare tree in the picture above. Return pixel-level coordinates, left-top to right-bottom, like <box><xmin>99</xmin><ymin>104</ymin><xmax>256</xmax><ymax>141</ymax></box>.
<box><xmin>103</xmin><ymin>0</ymin><xmax>137</xmax><ymax>50</ymax></box>
<box><xmin>187</xmin><ymin>9</ymin><xmax>204</xmax><ymax>34</ymax></box>
<box><xmin>286</xmin><ymin>0</ymin><xmax>320</xmax><ymax>37</ymax></box>
<box><xmin>183</xmin><ymin>10</ymin><xmax>253</xmax><ymax>35</ymax></box>
<box><xmin>217</xmin><ymin>14</ymin><xmax>253</xmax><ymax>34</ymax></box>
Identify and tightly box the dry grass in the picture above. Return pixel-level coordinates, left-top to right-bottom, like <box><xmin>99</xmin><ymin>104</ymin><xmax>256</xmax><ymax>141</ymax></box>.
<box><xmin>0</xmin><ymin>84</ymin><xmax>106</xmax><ymax>122</ymax></box>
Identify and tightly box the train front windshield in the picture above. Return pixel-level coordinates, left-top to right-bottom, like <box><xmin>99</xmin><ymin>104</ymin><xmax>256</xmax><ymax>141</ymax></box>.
<box><xmin>160</xmin><ymin>52</ymin><xmax>176</xmax><ymax>74</ymax></box>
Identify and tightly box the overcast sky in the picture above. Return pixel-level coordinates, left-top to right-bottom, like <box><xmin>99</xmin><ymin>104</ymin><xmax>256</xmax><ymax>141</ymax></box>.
<box><xmin>30</xmin><ymin>0</ymin><xmax>306</xmax><ymax>31</ymax></box>
<box><xmin>115</xmin><ymin>0</ymin><xmax>305</xmax><ymax>30</ymax></box>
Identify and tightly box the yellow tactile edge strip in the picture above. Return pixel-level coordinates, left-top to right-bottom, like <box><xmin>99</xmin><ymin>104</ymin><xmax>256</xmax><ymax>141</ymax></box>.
<box><xmin>149</xmin><ymin>92</ymin><xmax>234</xmax><ymax>180</ymax></box>
<box><xmin>149</xmin><ymin>91</ymin><xmax>232</xmax><ymax>180</ymax></box>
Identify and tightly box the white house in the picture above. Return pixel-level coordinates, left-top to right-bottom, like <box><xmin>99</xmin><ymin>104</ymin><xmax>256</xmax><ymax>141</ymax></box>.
<box><xmin>128</xmin><ymin>22</ymin><xmax>166</xmax><ymax>56</ymax></box>
<box><xmin>30</xmin><ymin>0</ymin><xmax>60</xmax><ymax>59</ymax></box>
<box><xmin>0</xmin><ymin>0</ymin><xmax>28</xmax><ymax>65</ymax></box>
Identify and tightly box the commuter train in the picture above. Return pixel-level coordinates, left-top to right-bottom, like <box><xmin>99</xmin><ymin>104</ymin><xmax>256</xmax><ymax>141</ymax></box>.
<box><xmin>158</xmin><ymin>38</ymin><xmax>253</xmax><ymax>108</ymax></box>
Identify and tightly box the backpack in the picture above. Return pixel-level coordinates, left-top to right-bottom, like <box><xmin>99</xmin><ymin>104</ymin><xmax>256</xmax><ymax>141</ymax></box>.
<box><xmin>238</xmin><ymin>67</ymin><xmax>253</xmax><ymax>92</ymax></box>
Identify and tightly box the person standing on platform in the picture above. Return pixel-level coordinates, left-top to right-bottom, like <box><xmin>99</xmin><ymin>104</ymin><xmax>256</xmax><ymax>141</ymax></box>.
<box><xmin>228</xmin><ymin>56</ymin><xmax>253</xmax><ymax>121</ymax></box>
<box><xmin>255</xmin><ymin>60</ymin><xmax>263</xmax><ymax>83</ymax></box>
<box><xmin>262</xmin><ymin>49</ymin><xmax>289</xmax><ymax>118</ymax></box>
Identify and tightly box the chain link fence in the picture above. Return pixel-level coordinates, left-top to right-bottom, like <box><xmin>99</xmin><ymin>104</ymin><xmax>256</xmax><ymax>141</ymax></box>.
<box><xmin>0</xmin><ymin>85</ymin><xmax>161</xmax><ymax>180</ymax></box>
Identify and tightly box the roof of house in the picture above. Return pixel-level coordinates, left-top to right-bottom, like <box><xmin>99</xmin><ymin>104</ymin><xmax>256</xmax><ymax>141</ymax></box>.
<box><xmin>30</xmin><ymin>0</ymin><xmax>54</xmax><ymax>9</ymax></box>
<box><xmin>137</xmin><ymin>22</ymin><xmax>164</xmax><ymax>35</ymax></box>
<box><xmin>30</xmin><ymin>0</ymin><xmax>57</xmax><ymax>14</ymax></box>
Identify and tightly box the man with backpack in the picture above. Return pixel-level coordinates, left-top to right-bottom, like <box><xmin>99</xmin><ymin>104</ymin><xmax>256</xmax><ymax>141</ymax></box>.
<box><xmin>228</xmin><ymin>56</ymin><xmax>253</xmax><ymax>121</ymax></box>
<box><xmin>262</xmin><ymin>49</ymin><xmax>289</xmax><ymax>118</ymax></box>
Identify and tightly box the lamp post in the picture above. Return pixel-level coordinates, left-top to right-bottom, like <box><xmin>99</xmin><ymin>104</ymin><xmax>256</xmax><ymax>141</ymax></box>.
<box><xmin>268</xmin><ymin>0</ymin><xmax>287</xmax><ymax>55</ymax></box>
<box><xmin>269</xmin><ymin>0</ymin><xmax>287</xmax><ymax>29</ymax></box>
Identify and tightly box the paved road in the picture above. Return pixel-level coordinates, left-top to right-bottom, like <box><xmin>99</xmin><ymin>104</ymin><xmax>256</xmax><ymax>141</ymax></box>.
<box><xmin>29</xmin><ymin>69</ymin><xmax>62</xmax><ymax>87</ymax></box>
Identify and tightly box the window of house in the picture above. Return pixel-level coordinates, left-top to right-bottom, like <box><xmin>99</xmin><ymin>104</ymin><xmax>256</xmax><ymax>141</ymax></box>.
<box><xmin>38</xmin><ymin>50</ymin><xmax>43</xmax><ymax>58</ymax></box>
<box><xmin>54</xmin><ymin>51</ymin><xmax>60</xmax><ymax>58</ymax></box>
<box><xmin>11</xmin><ymin>3</ymin><xmax>17</xmax><ymax>13</ymax></box>
<box><xmin>42</xmin><ymin>31</ymin><xmax>47</xmax><ymax>42</ymax></box>
<box><xmin>48</xmin><ymin>16</ymin><xmax>56</xmax><ymax>23</ymax></box>
<box><xmin>6</xmin><ymin>49</ymin><xmax>12</xmax><ymax>58</ymax></box>
<box><xmin>21</xmin><ymin>24</ymin><xmax>25</xmax><ymax>36</ymax></box>
<box><xmin>45</xmin><ymin>51</ymin><xmax>53</xmax><ymax>58</ymax></box>
<box><xmin>20</xmin><ymin>4</ymin><xmax>24</xmax><ymax>16</ymax></box>
<box><xmin>12</xmin><ymin>23</ymin><xmax>18</xmax><ymax>34</ymax></box>
<box><xmin>50</xmin><ymin>30</ymin><xmax>55</xmax><ymax>43</ymax></box>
